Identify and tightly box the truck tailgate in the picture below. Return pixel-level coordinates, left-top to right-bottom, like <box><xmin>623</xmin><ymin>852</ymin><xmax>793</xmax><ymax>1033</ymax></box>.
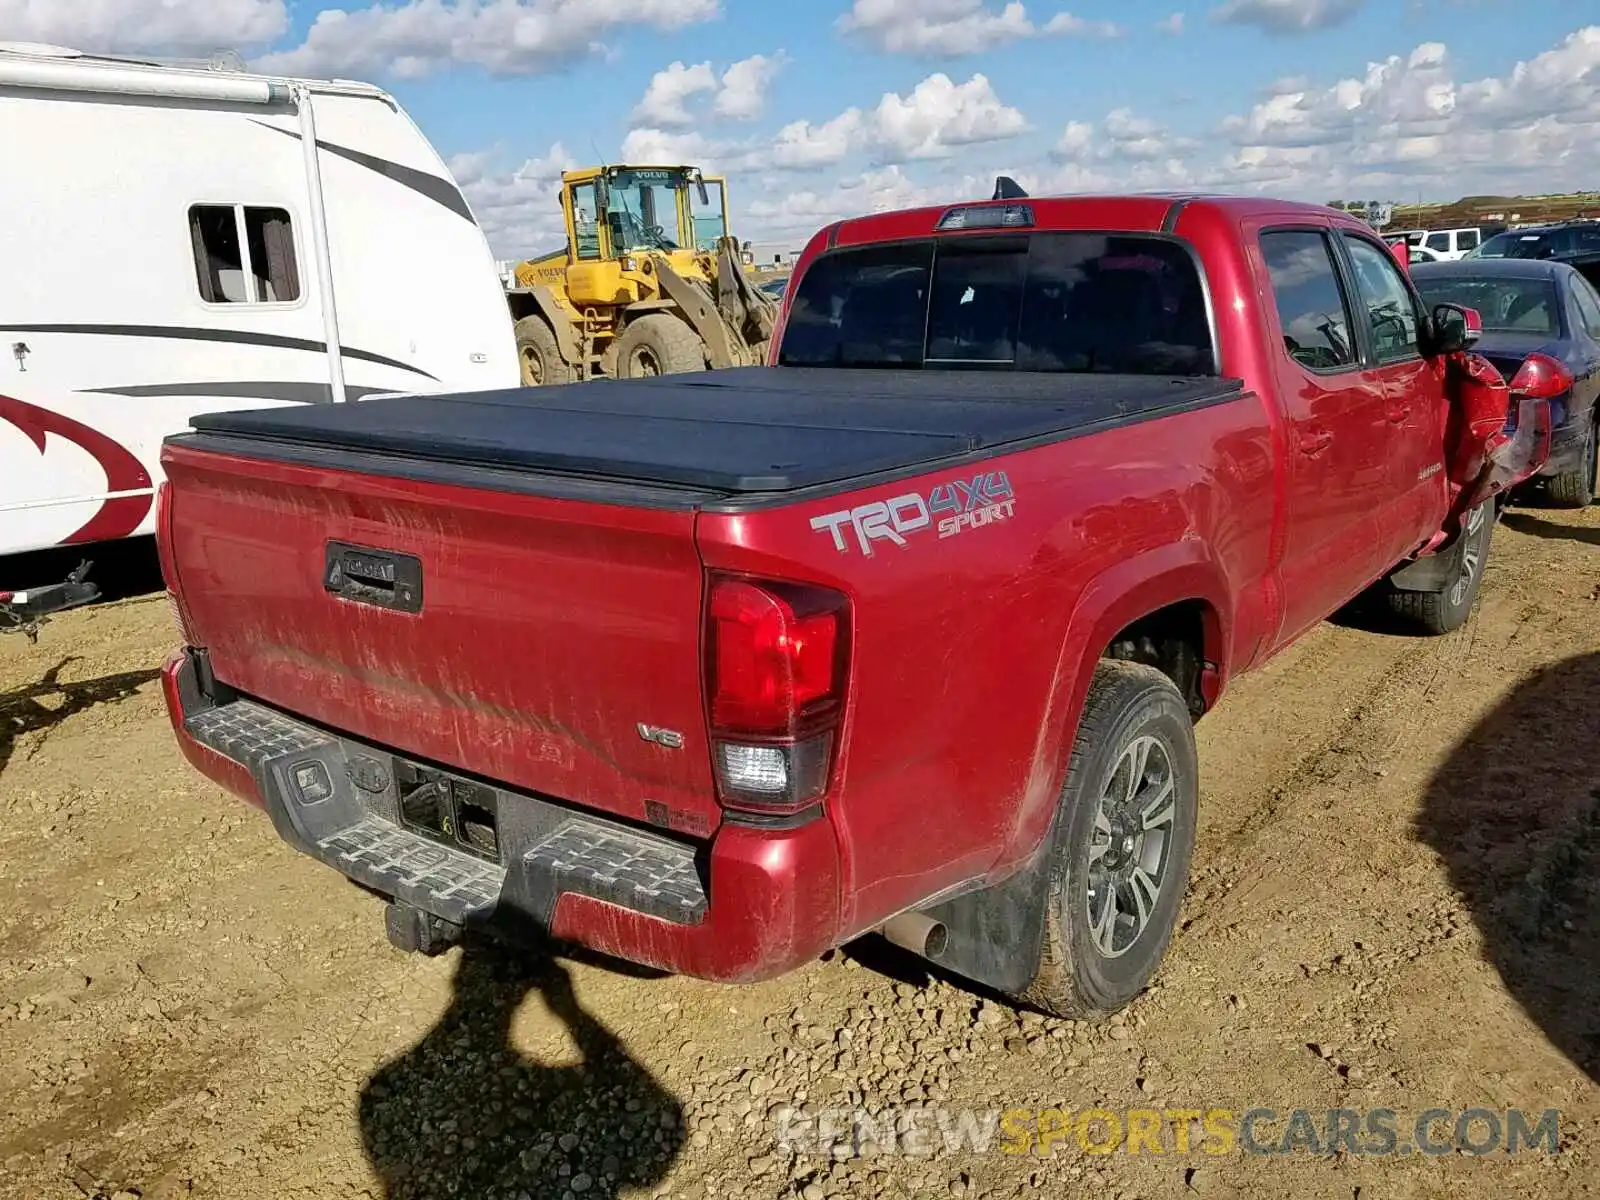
<box><xmin>160</xmin><ymin>442</ymin><xmax>722</xmax><ymax>836</ymax></box>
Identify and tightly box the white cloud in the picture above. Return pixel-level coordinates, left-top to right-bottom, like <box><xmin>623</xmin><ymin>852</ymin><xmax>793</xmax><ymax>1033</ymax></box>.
<box><xmin>614</xmin><ymin>125</ymin><xmax>781</xmax><ymax>180</ymax></box>
<box><xmin>1103</xmin><ymin>107</ymin><xmax>1198</xmax><ymax>159</ymax></box>
<box><xmin>0</xmin><ymin>0</ymin><xmax>288</xmax><ymax>55</ymax></box>
<box><xmin>1211</xmin><ymin>0</ymin><xmax>1364</xmax><ymax>34</ymax></box>
<box><xmin>631</xmin><ymin>60</ymin><xmax>718</xmax><ymax>128</ymax></box>
<box><xmin>1054</xmin><ymin>120</ymin><xmax>1096</xmax><ymax>160</ymax></box>
<box><xmin>451</xmin><ymin>18</ymin><xmax>1600</xmax><ymax>256</ymax></box>
<box><xmin>619</xmin><ymin>126</ymin><xmax>725</xmax><ymax>165</ymax></box>
<box><xmin>256</xmin><ymin>0</ymin><xmax>720</xmax><ymax>80</ymax></box>
<box><xmin>1156</xmin><ymin>12</ymin><xmax>1185</xmax><ymax>34</ymax></box>
<box><xmin>836</xmin><ymin>0</ymin><xmax>1032</xmax><ymax>56</ymax></box>
<box><xmin>1053</xmin><ymin>109</ymin><xmax>1196</xmax><ymax>165</ymax></box>
<box><xmin>1208</xmin><ymin>26</ymin><xmax>1600</xmax><ymax>199</ymax></box>
<box><xmin>769</xmin><ymin>72</ymin><xmax>1026</xmax><ymax>169</ymax></box>
<box><xmin>871</xmin><ymin>71</ymin><xmax>1028</xmax><ymax>159</ymax></box>
<box><xmin>455</xmin><ymin>141</ymin><xmax>577</xmax><ymax>258</ymax></box>
<box><xmin>1222</xmin><ymin>42</ymin><xmax>1458</xmax><ymax>148</ymax></box>
<box><xmin>992</xmin><ymin>150</ymin><xmax>1197</xmax><ymax>199</ymax></box>
<box><xmin>771</xmin><ymin>110</ymin><xmax>867</xmax><ymax>168</ymax></box>
<box><xmin>714</xmin><ymin>52</ymin><xmax>785</xmax><ymax>120</ymax></box>
<box><xmin>1264</xmin><ymin>74</ymin><xmax>1312</xmax><ymax>95</ymax></box>
<box><xmin>1458</xmin><ymin>24</ymin><xmax>1600</xmax><ymax>127</ymax></box>
<box><xmin>746</xmin><ymin>164</ymin><xmax>995</xmax><ymax>237</ymax></box>
<box><xmin>629</xmin><ymin>52</ymin><xmax>784</xmax><ymax>129</ymax></box>
<box><xmin>1042</xmin><ymin>12</ymin><xmax>1125</xmax><ymax>38</ymax></box>
<box><xmin>835</xmin><ymin>1</ymin><xmax>1122</xmax><ymax>54</ymax></box>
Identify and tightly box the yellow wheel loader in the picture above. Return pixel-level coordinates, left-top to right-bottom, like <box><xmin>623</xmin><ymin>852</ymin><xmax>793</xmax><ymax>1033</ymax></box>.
<box><xmin>505</xmin><ymin>164</ymin><xmax>778</xmax><ymax>385</ymax></box>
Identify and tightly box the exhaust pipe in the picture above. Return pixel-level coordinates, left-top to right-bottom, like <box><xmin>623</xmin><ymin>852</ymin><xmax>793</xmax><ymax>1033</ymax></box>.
<box><xmin>879</xmin><ymin>910</ymin><xmax>948</xmax><ymax>960</ymax></box>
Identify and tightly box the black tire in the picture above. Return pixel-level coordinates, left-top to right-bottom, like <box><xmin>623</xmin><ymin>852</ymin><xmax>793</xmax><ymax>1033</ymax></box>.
<box><xmin>613</xmin><ymin>314</ymin><xmax>706</xmax><ymax>379</ymax></box>
<box><xmin>1544</xmin><ymin>414</ymin><xmax>1597</xmax><ymax>508</ymax></box>
<box><xmin>1018</xmin><ymin>660</ymin><xmax>1199</xmax><ymax>1019</ymax></box>
<box><xmin>1385</xmin><ymin>497</ymin><xmax>1493</xmax><ymax>635</ymax></box>
<box><xmin>515</xmin><ymin>316</ymin><xmax>573</xmax><ymax>387</ymax></box>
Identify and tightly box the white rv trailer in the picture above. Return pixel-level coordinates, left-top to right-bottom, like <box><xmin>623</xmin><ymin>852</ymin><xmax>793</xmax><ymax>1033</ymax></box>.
<box><xmin>0</xmin><ymin>44</ymin><xmax>519</xmax><ymax>559</ymax></box>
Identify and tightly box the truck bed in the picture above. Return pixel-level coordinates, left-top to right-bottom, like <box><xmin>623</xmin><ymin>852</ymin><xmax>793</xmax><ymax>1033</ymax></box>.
<box><xmin>181</xmin><ymin>367</ymin><xmax>1244</xmax><ymax>496</ymax></box>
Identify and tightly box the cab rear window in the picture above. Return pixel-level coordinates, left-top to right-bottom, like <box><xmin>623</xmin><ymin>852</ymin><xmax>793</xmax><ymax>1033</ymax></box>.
<box><xmin>778</xmin><ymin>232</ymin><xmax>1215</xmax><ymax>375</ymax></box>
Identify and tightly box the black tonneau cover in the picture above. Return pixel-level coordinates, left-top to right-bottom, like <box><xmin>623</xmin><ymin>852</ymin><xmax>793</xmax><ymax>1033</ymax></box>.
<box><xmin>183</xmin><ymin>366</ymin><xmax>1244</xmax><ymax>494</ymax></box>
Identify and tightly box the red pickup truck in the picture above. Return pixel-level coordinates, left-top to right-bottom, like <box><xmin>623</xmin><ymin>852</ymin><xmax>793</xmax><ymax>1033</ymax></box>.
<box><xmin>156</xmin><ymin>189</ymin><xmax>1550</xmax><ymax>1019</ymax></box>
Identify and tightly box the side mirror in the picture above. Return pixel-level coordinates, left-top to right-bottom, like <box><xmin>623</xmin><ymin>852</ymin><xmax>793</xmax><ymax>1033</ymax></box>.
<box><xmin>696</xmin><ymin>177</ymin><xmax>709</xmax><ymax>206</ymax></box>
<box><xmin>594</xmin><ymin>176</ymin><xmax>610</xmax><ymax>211</ymax></box>
<box><xmin>1432</xmin><ymin>302</ymin><xmax>1482</xmax><ymax>354</ymax></box>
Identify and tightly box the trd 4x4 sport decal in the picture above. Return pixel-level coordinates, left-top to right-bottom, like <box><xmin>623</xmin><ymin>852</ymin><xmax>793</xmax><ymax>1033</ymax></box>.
<box><xmin>809</xmin><ymin>471</ymin><xmax>1016</xmax><ymax>556</ymax></box>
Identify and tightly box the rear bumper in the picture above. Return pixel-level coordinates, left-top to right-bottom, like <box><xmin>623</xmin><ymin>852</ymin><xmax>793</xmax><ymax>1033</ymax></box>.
<box><xmin>161</xmin><ymin>650</ymin><xmax>841</xmax><ymax>983</ymax></box>
<box><xmin>1537</xmin><ymin>408</ymin><xmax>1594</xmax><ymax>476</ymax></box>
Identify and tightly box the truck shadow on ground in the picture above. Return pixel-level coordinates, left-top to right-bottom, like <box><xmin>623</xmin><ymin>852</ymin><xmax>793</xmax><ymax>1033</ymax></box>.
<box><xmin>1417</xmin><ymin>650</ymin><xmax>1600</xmax><ymax>1084</ymax></box>
<box><xmin>357</xmin><ymin>932</ymin><xmax>685</xmax><ymax>1200</ymax></box>
<box><xmin>1498</xmin><ymin>510</ymin><xmax>1600</xmax><ymax>547</ymax></box>
<box><xmin>0</xmin><ymin>658</ymin><xmax>161</xmax><ymax>777</ymax></box>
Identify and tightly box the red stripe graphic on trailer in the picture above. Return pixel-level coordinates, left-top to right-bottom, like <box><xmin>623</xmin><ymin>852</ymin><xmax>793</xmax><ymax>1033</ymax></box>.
<box><xmin>0</xmin><ymin>393</ymin><xmax>154</xmax><ymax>543</ymax></box>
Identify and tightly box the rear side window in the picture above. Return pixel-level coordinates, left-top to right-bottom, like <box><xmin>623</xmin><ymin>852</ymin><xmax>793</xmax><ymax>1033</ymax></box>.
<box><xmin>1543</xmin><ymin>228</ymin><xmax>1578</xmax><ymax>257</ymax></box>
<box><xmin>1342</xmin><ymin>234</ymin><xmax>1422</xmax><ymax>362</ymax></box>
<box><xmin>1573</xmin><ymin>225</ymin><xmax>1600</xmax><ymax>255</ymax></box>
<box><xmin>1259</xmin><ymin>230</ymin><xmax>1356</xmax><ymax>372</ymax></box>
<box><xmin>1579</xmin><ymin>261</ymin><xmax>1600</xmax><ymax>296</ymax></box>
<box><xmin>1478</xmin><ymin>230</ymin><xmax>1558</xmax><ymax>260</ymax></box>
<box><xmin>189</xmin><ymin>204</ymin><xmax>301</xmax><ymax>304</ymax></box>
<box><xmin>1415</xmin><ymin>275</ymin><xmax>1562</xmax><ymax>337</ymax></box>
<box><xmin>1570</xmin><ymin>275</ymin><xmax>1600</xmax><ymax>338</ymax></box>
<box><xmin>1458</xmin><ymin>229</ymin><xmax>1480</xmax><ymax>250</ymax></box>
<box><xmin>1473</xmin><ymin>232</ymin><xmax>1516</xmax><ymax>258</ymax></box>
<box><xmin>778</xmin><ymin>232</ymin><xmax>1214</xmax><ymax>375</ymax></box>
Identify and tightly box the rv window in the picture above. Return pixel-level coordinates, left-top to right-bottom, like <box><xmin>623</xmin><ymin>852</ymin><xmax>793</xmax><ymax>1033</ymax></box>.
<box><xmin>189</xmin><ymin>204</ymin><xmax>301</xmax><ymax>304</ymax></box>
<box><xmin>244</xmin><ymin>208</ymin><xmax>300</xmax><ymax>302</ymax></box>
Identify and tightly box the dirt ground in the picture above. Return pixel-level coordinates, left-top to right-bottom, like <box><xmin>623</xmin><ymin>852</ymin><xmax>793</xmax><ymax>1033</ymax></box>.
<box><xmin>2</xmin><ymin>504</ymin><xmax>1597</xmax><ymax>1200</ymax></box>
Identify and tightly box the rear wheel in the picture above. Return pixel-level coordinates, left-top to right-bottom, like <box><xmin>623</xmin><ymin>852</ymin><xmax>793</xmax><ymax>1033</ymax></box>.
<box><xmin>1385</xmin><ymin>496</ymin><xmax>1493</xmax><ymax>634</ymax></box>
<box><xmin>1018</xmin><ymin>661</ymin><xmax>1199</xmax><ymax>1019</ymax></box>
<box><xmin>1545</xmin><ymin>414</ymin><xmax>1597</xmax><ymax>508</ymax></box>
<box><xmin>614</xmin><ymin>314</ymin><xmax>706</xmax><ymax>379</ymax></box>
<box><xmin>515</xmin><ymin>316</ymin><xmax>573</xmax><ymax>387</ymax></box>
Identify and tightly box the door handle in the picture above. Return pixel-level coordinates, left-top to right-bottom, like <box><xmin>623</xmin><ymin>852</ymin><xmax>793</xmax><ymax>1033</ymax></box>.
<box><xmin>1385</xmin><ymin>401</ymin><xmax>1407</xmax><ymax>424</ymax></box>
<box><xmin>323</xmin><ymin>541</ymin><xmax>424</xmax><ymax>613</ymax></box>
<box><xmin>1299</xmin><ymin>427</ymin><xmax>1333</xmax><ymax>456</ymax></box>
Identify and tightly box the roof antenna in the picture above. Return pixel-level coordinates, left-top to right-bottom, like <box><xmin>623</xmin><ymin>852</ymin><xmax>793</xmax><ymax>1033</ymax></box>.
<box><xmin>993</xmin><ymin>175</ymin><xmax>1028</xmax><ymax>201</ymax></box>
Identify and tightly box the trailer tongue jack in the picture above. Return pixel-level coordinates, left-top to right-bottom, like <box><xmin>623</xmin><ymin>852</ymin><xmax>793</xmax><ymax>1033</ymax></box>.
<box><xmin>0</xmin><ymin>560</ymin><xmax>100</xmax><ymax>643</ymax></box>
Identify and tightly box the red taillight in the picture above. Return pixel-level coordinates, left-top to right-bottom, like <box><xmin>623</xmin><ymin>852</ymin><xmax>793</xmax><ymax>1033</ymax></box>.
<box><xmin>705</xmin><ymin>575</ymin><xmax>850</xmax><ymax>815</ymax></box>
<box><xmin>1508</xmin><ymin>353</ymin><xmax>1573</xmax><ymax>399</ymax></box>
<box><xmin>709</xmin><ymin>579</ymin><xmax>842</xmax><ymax>732</ymax></box>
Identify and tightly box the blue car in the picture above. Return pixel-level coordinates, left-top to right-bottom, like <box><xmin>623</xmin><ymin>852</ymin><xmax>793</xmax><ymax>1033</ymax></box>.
<box><xmin>1412</xmin><ymin>257</ymin><xmax>1600</xmax><ymax>506</ymax></box>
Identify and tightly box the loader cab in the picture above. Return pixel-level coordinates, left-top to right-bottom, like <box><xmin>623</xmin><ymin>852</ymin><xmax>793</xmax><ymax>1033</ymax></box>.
<box><xmin>560</xmin><ymin>165</ymin><xmax>730</xmax><ymax>266</ymax></box>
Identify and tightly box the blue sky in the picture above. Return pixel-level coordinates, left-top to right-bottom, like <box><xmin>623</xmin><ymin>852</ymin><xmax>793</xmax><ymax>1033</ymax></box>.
<box><xmin>12</xmin><ymin>1</ymin><xmax>1600</xmax><ymax>256</ymax></box>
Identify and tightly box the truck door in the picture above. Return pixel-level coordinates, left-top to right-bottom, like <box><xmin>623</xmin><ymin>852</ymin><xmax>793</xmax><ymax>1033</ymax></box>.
<box><xmin>1332</xmin><ymin>230</ymin><xmax>1448</xmax><ymax>557</ymax></box>
<box><xmin>1254</xmin><ymin>226</ymin><xmax>1408</xmax><ymax>646</ymax></box>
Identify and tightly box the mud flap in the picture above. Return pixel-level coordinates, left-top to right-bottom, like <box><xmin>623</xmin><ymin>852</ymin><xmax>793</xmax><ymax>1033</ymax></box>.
<box><xmin>915</xmin><ymin>835</ymin><xmax>1057</xmax><ymax>996</ymax></box>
